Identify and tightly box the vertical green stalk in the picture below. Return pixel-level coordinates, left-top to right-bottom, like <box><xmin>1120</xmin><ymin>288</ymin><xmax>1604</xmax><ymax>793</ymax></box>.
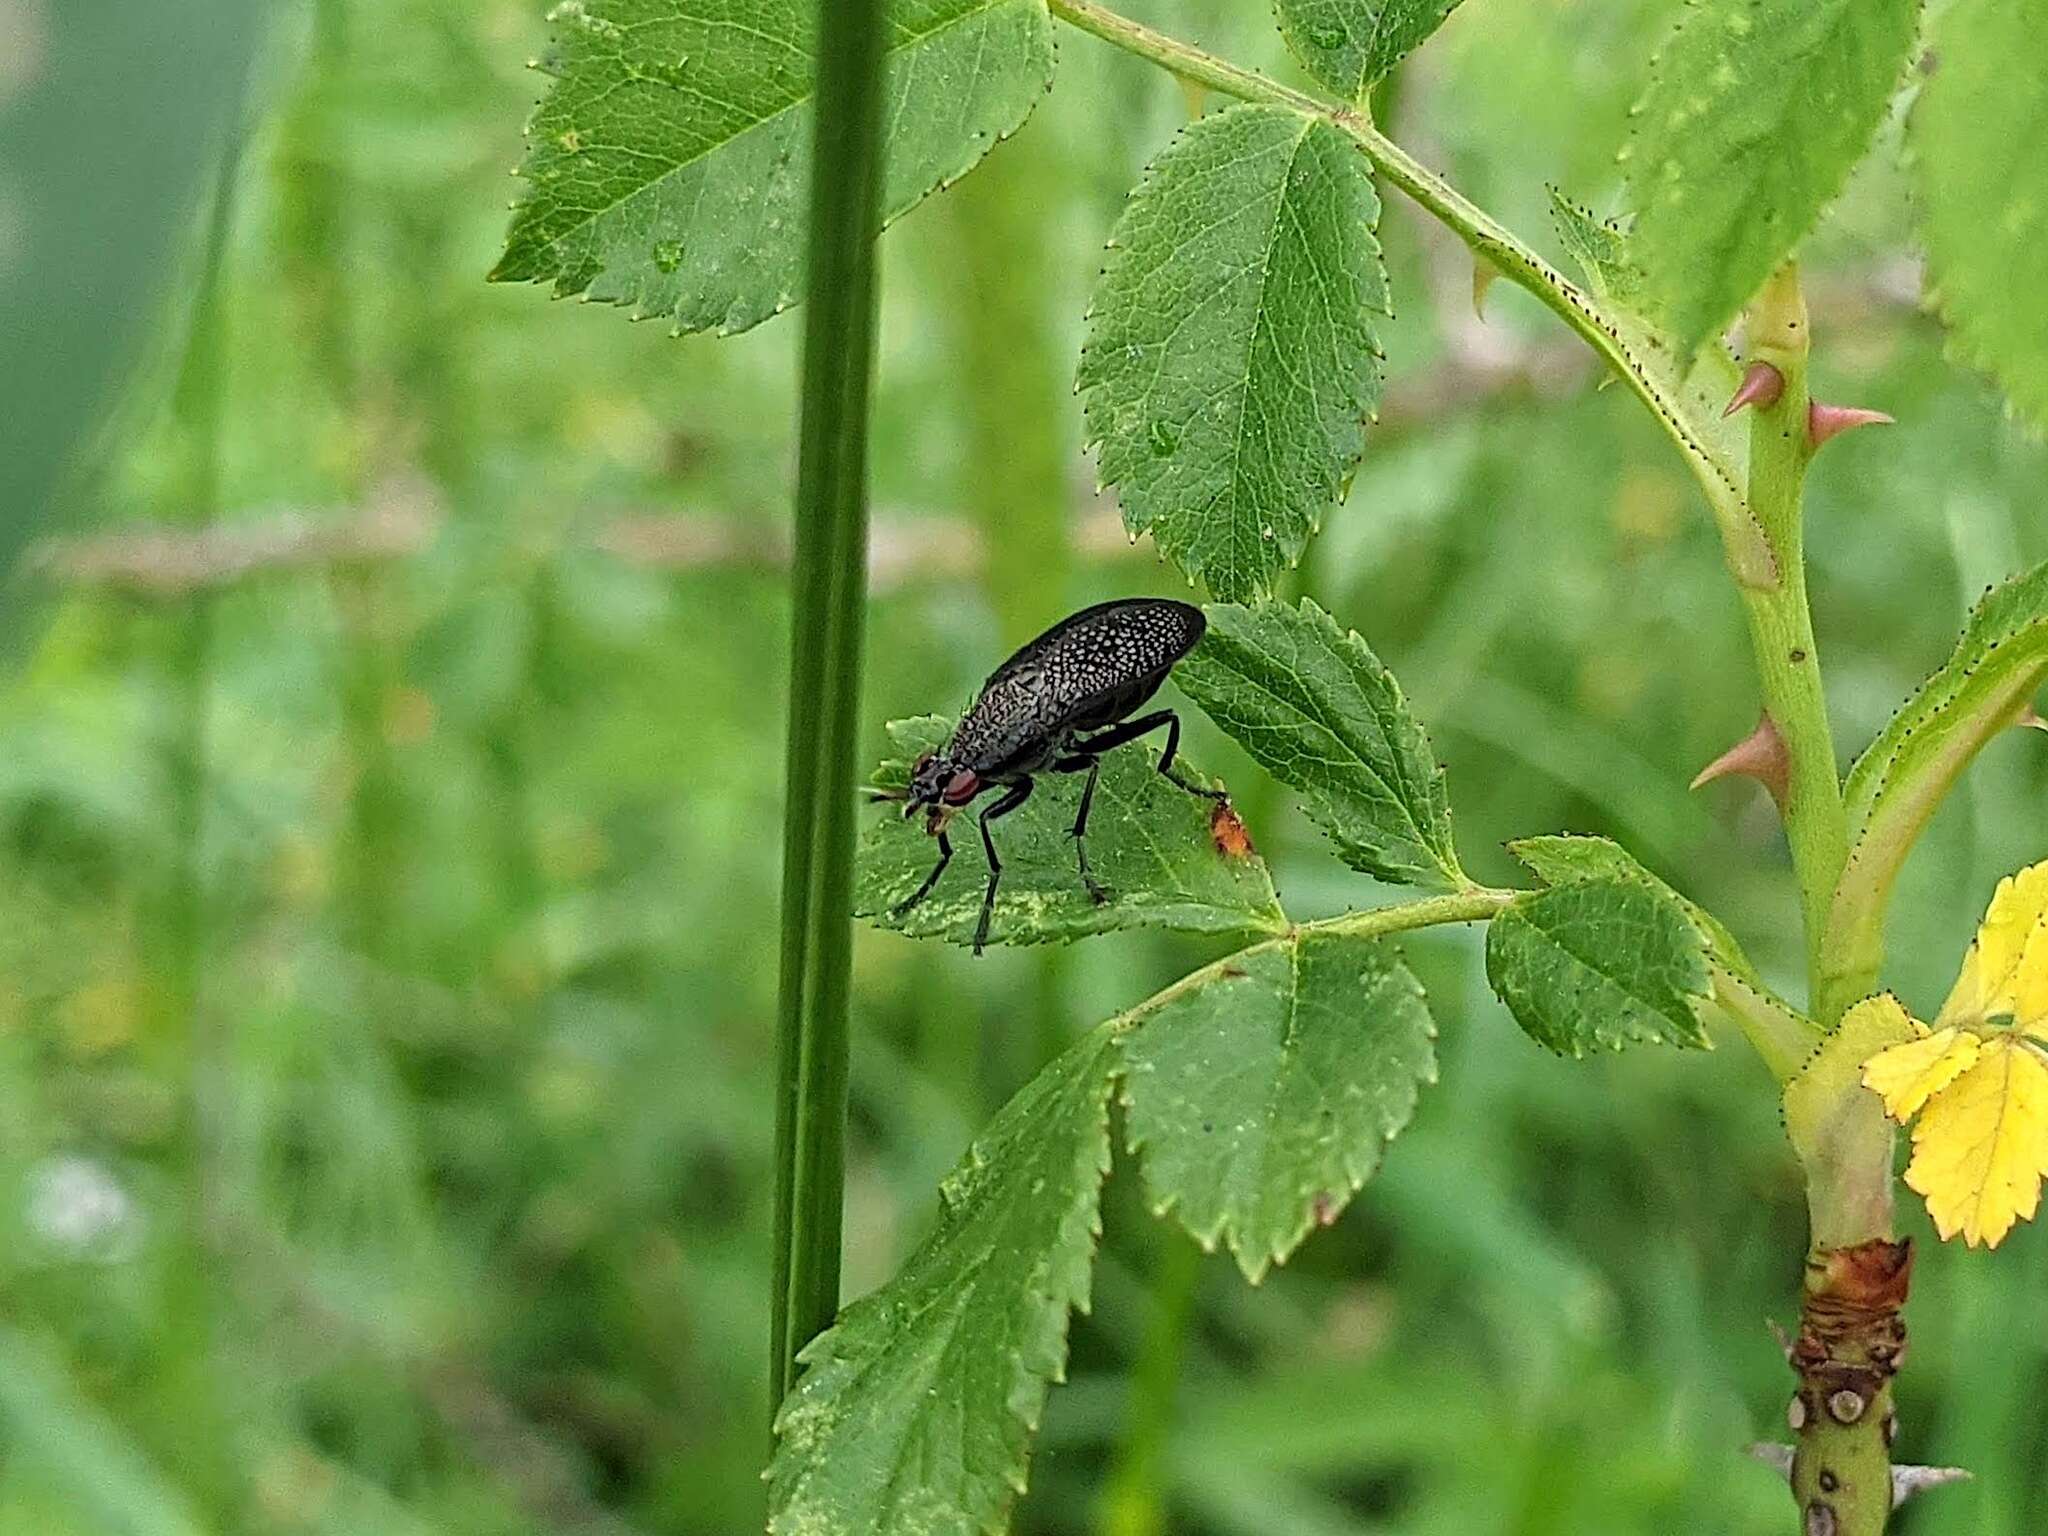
<box><xmin>941</xmin><ymin>130</ymin><xmax>1076</xmax><ymax>1087</ymax></box>
<box><xmin>768</xmin><ymin>0</ymin><xmax>887</xmax><ymax>1424</ymax></box>
<box><xmin>277</xmin><ymin>0</ymin><xmax>355</xmax><ymax>426</ymax></box>
<box><xmin>1097</xmin><ymin>1232</ymin><xmax>1201</xmax><ymax>1536</ymax></box>
<box><xmin>145</xmin><ymin>128</ymin><xmax>247</xmax><ymax>1526</ymax></box>
<box><xmin>165</xmin><ymin>133</ymin><xmax>244</xmax><ymax>1223</ymax></box>
<box><xmin>1731</xmin><ymin>269</ymin><xmax>1902</xmax><ymax>1536</ymax></box>
<box><xmin>1732</xmin><ymin>265</ymin><xmax>1848</xmax><ymax>1015</ymax></box>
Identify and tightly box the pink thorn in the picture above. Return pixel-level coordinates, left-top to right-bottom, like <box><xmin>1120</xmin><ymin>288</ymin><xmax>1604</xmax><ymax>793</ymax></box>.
<box><xmin>1807</xmin><ymin>401</ymin><xmax>1894</xmax><ymax>447</ymax></box>
<box><xmin>1690</xmin><ymin>712</ymin><xmax>1790</xmax><ymax>807</ymax></box>
<box><xmin>2016</xmin><ymin>705</ymin><xmax>2048</xmax><ymax>734</ymax></box>
<box><xmin>1723</xmin><ymin>362</ymin><xmax>1785</xmax><ymax>417</ymax></box>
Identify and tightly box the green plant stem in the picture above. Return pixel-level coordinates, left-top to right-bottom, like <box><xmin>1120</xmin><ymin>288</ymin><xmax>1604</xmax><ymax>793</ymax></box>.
<box><xmin>769</xmin><ymin>0</ymin><xmax>887</xmax><ymax>1428</ymax></box>
<box><xmin>1734</xmin><ymin>270</ymin><xmax>1893</xmax><ymax>1535</ymax></box>
<box><xmin>1736</xmin><ymin>266</ymin><xmax>1849</xmax><ymax>1017</ymax></box>
<box><xmin>277</xmin><ymin>0</ymin><xmax>356</xmax><ymax>430</ymax></box>
<box><xmin>1045</xmin><ymin>0</ymin><xmax>1760</xmax><ymax>572</ymax></box>
<box><xmin>1097</xmin><ymin>1231</ymin><xmax>1202</xmax><ymax>1536</ymax></box>
<box><xmin>165</xmin><ymin>133</ymin><xmax>245</xmax><ymax>1231</ymax></box>
<box><xmin>1111</xmin><ymin>887</ymin><xmax>1515</xmax><ymax>1033</ymax></box>
<box><xmin>1711</xmin><ymin>965</ymin><xmax>1819</xmax><ymax>1083</ymax></box>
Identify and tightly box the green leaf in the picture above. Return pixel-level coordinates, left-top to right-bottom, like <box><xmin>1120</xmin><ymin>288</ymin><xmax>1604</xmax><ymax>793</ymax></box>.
<box><xmin>768</xmin><ymin>1030</ymin><xmax>1118</xmax><ymax>1536</ymax></box>
<box><xmin>1484</xmin><ymin>877</ymin><xmax>1712</xmax><ymax>1056</ymax></box>
<box><xmin>1121</xmin><ymin>932</ymin><xmax>1435</xmax><ymax>1282</ymax></box>
<box><xmin>1548</xmin><ymin>191</ymin><xmax>1646</xmax><ymax>310</ymax></box>
<box><xmin>1620</xmin><ymin>0</ymin><xmax>1919</xmax><ymax>358</ymax></box>
<box><xmin>1508</xmin><ymin>833</ymin><xmax>1817</xmax><ymax>1075</ymax></box>
<box><xmin>1910</xmin><ymin>0</ymin><xmax>2048</xmax><ymax>430</ymax></box>
<box><xmin>1174</xmin><ymin>600</ymin><xmax>1464</xmax><ymax>888</ymax></box>
<box><xmin>856</xmin><ymin>717</ymin><xmax>1286</xmax><ymax>947</ymax></box>
<box><xmin>1273</xmin><ymin>0</ymin><xmax>1463</xmax><ymax>102</ymax></box>
<box><xmin>1827</xmin><ymin>560</ymin><xmax>2048</xmax><ymax>991</ymax></box>
<box><xmin>1079</xmin><ymin>105</ymin><xmax>1388</xmax><ymax>603</ymax></box>
<box><xmin>491</xmin><ymin>0</ymin><xmax>1054</xmax><ymax>334</ymax></box>
<box><xmin>1508</xmin><ymin>832</ymin><xmax>1755</xmax><ymax>984</ymax></box>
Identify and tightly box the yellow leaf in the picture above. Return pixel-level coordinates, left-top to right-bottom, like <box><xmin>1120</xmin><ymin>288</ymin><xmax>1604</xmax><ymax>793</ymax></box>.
<box><xmin>1862</xmin><ymin>1019</ymin><xmax>1981</xmax><ymax>1122</ymax></box>
<box><xmin>1936</xmin><ymin>860</ymin><xmax>2048</xmax><ymax>1035</ymax></box>
<box><xmin>1902</xmin><ymin>1036</ymin><xmax>2048</xmax><ymax>1248</ymax></box>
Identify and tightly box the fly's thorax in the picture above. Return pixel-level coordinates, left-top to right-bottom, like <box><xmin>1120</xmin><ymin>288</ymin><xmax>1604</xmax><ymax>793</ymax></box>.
<box><xmin>951</xmin><ymin>664</ymin><xmax>1067</xmax><ymax>774</ymax></box>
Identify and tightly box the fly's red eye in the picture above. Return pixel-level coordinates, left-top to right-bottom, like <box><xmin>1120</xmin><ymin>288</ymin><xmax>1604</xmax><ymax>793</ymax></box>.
<box><xmin>943</xmin><ymin>769</ymin><xmax>981</xmax><ymax>804</ymax></box>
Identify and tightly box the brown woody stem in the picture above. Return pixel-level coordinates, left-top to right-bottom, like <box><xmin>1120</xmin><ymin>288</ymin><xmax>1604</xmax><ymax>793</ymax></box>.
<box><xmin>1786</xmin><ymin>1240</ymin><xmax>1911</xmax><ymax>1536</ymax></box>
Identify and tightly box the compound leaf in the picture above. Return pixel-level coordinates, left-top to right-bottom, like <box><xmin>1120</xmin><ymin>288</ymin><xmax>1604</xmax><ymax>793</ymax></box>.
<box><xmin>1485</xmin><ymin>876</ymin><xmax>1712</xmax><ymax>1056</ymax></box>
<box><xmin>856</xmin><ymin>717</ymin><xmax>1286</xmax><ymax>947</ymax></box>
<box><xmin>1121</xmin><ymin>932</ymin><xmax>1436</xmax><ymax>1282</ymax></box>
<box><xmin>1080</xmin><ymin>105</ymin><xmax>1387</xmax><ymax>603</ymax></box>
<box><xmin>1274</xmin><ymin>0</ymin><xmax>1463</xmax><ymax>102</ymax></box>
<box><xmin>492</xmin><ymin>0</ymin><xmax>1054</xmax><ymax>334</ymax></box>
<box><xmin>768</xmin><ymin>1030</ymin><xmax>1119</xmax><ymax>1534</ymax></box>
<box><xmin>1175</xmin><ymin>600</ymin><xmax>1463</xmax><ymax>888</ymax></box>
<box><xmin>1910</xmin><ymin>0</ymin><xmax>2048</xmax><ymax>430</ymax></box>
<box><xmin>1828</xmin><ymin>560</ymin><xmax>2048</xmax><ymax>992</ymax></box>
<box><xmin>1621</xmin><ymin>0</ymin><xmax>1919</xmax><ymax>359</ymax></box>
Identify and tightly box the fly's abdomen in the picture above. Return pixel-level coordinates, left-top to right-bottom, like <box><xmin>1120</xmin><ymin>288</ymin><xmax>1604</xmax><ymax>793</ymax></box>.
<box><xmin>950</xmin><ymin>598</ymin><xmax>1206</xmax><ymax>773</ymax></box>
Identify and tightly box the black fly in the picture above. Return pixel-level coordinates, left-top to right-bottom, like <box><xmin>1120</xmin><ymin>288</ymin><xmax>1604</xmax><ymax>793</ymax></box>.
<box><xmin>887</xmin><ymin>597</ymin><xmax>1227</xmax><ymax>955</ymax></box>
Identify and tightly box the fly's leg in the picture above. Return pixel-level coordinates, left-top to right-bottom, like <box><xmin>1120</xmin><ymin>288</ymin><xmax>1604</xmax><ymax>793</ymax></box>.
<box><xmin>1072</xmin><ymin>710</ymin><xmax>1229</xmax><ymax>806</ymax></box>
<box><xmin>972</xmin><ymin>779</ymin><xmax>1034</xmax><ymax>956</ymax></box>
<box><xmin>1053</xmin><ymin>752</ymin><xmax>1112</xmax><ymax>905</ymax></box>
<box><xmin>891</xmin><ymin>829</ymin><xmax>953</xmax><ymax>917</ymax></box>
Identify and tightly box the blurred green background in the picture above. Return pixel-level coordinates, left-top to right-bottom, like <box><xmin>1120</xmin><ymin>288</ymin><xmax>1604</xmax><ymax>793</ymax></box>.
<box><xmin>2</xmin><ymin>0</ymin><xmax>2043</xmax><ymax>1532</ymax></box>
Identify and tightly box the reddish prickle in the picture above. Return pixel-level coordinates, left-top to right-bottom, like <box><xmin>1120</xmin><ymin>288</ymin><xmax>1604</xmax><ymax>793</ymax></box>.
<box><xmin>1807</xmin><ymin>401</ymin><xmax>1894</xmax><ymax>447</ymax></box>
<box><xmin>1690</xmin><ymin>712</ymin><xmax>1791</xmax><ymax>806</ymax></box>
<box><xmin>1723</xmin><ymin>361</ymin><xmax>1785</xmax><ymax>417</ymax></box>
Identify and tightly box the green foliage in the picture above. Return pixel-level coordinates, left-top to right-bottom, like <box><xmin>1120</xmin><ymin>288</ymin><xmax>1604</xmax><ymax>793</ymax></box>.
<box><xmin>855</xmin><ymin>717</ymin><xmax>1285</xmax><ymax>946</ymax></box>
<box><xmin>491</xmin><ymin>0</ymin><xmax>1054</xmax><ymax>333</ymax></box>
<box><xmin>1079</xmin><ymin>105</ymin><xmax>1388</xmax><ymax>602</ymax></box>
<box><xmin>1485</xmin><ymin>877</ymin><xmax>1713</xmax><ymax>1056</ymax></box>
<box><xmin>1910</xmin><ymin>0</ymin><xmax>2048</xmax><ymax>430</ymax></box>
<box><xmin>1621</xmin><ymin>0</ymin><xmax>1919</xmax><ymax>358</ymax></box>
<box><xmin>1548</xmin><ymin>191</ymin><xmax>1644</xmax><ymax>309</ymax></box>
<box><xmin>1121</xmin><ymin>933</ymin><xmax>1435</xmax><ymax>1282</ymax></box>
<box><xmin>42</xmin><ymin>0</ymin><xmax>2048</xmax><ymax>1530</ymax></box>
<box><xmin>1509</xmin><ymin>833</ymin><xmax>1818</xmax><ymax>1075</ymax></box>
<box><xmin>768</xmin><ymin>1030</ymin><xmax>1119</xmax><ymax>1536</ymax></box>
<box><xmin>1509</xmin><ymin>832</ymin><xmax>1756</xmax><ymax>985</ymax></box>
<box><xmin>1175</xmin><ymin>600</ymin><xmax>1463</xmax><ymax>888</ymax></box>
<box><xmin>1830</xmin><ymin>560</ymin><xmax>2048</xmax><ymax>985</ymax></box>
<box><xmin>0</xmin><ymin>1328</ymin><xmax>209</xmax><ymax>1536</ymax></box>
<box><xmin>1272</xmin><ymin>0</ymin><xmax>1463</xmax><ymax>103</ymax></box>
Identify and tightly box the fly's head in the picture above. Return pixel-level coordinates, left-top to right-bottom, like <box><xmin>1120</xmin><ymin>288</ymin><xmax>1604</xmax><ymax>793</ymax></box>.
<box><xmin>904</xmin><ymin>751</ymin><xmax>982</xmax><ymax>834</ymax></box>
